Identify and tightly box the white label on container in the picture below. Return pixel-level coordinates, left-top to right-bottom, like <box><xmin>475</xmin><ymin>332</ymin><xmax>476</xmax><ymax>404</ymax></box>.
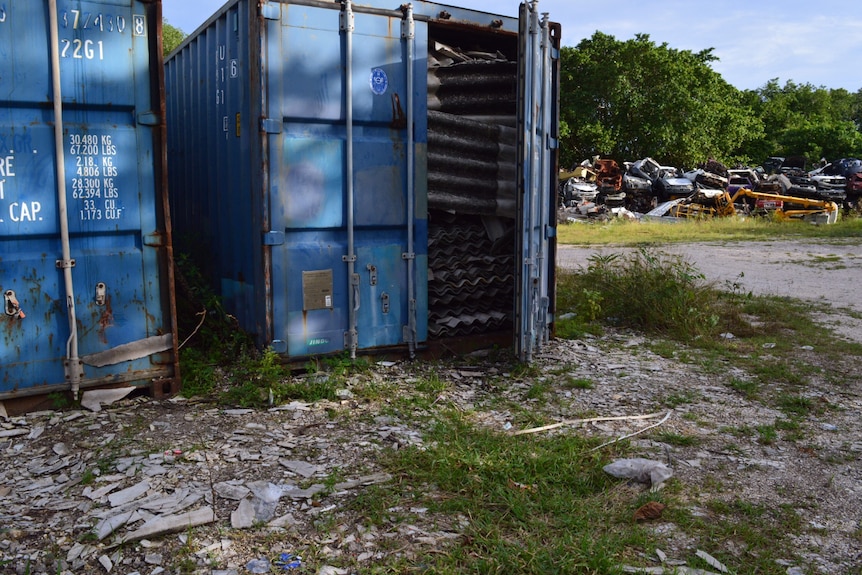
<box><xmin>69</xmin><ymin>133</ymin><xmax>124</xmax><ymax>222</ymax></box>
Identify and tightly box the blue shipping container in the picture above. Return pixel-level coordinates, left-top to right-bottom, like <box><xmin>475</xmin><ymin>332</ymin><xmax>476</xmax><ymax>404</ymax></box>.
<box><xmin>0</xmin><ymin>0</ymin><xmax>178</xmax><ymax>403</ymax></box>
<box><xmin>165</xmin><ymin>0</ymin><xmax>558</xmax><ymax>361</ymax></box>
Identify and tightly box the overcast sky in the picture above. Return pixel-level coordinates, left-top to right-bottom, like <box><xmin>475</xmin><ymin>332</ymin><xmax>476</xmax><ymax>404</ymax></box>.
<box><xmin>163</xmin><ymin>0</ymin><xmax>862</xmax><ymax>92</ymax></box>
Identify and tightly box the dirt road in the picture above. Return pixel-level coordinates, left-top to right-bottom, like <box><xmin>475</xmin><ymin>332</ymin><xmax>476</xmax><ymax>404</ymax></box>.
<box><xmin>557</xmin><ymin>238</ymin><xmax>862</xmax><ymax>341</ymax></box>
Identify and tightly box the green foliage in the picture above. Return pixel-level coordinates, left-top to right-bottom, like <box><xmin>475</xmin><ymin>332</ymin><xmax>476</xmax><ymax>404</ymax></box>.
<box><xmin>562</xmin><ymin>248</ymin><xmax>721</xmax><ymax>340</ymax></box>
<box><xmin>653</xmin><ymin>431</ymin><xmax>701</xmax><ymax>447</ymax></box>
<box><xmin>729</xmin><ymin>377</ymin><xmax>759</xmax><ymax>398</ymax></box>
<box><xmin>377</xmin><ymin>412</ymin><xmax>627</xmax><ymax>573</ymax></box>
<box><xmin>756</xmin><ymin>424</ymin><xmax>778</xmax><ymax>445</ymax></box>
<box><xmin>47</xmin><ymin>392</ymin><xmax>70</xmax><ymax>410</ymax></box>
<box><xmin>162</xmin><ymin>19</ymin><xmax>186</xmax><ymax>56</ymax></box>
<box><xmin>556</xmin><ymin>215</ymin><xmax>862</xmax><ymax>246</ymax></box>
<box><xmin>738</xmin><ymin>80</ymin><xmax>862</xmax><ymax>163</ymax></box>
<box><xmin>559</xmin><ymin>34</ymin><xmax>862</xmax><ymax>168</ymax></box>
<box><xmin>220</xmin><ymin>348</ymin><xmax>343</xmax><ymax>408</ymax></box>
<box><xmin>559</xmin><ymin>33</ymin><xmax>762</xmax><ymax>168</ymax></box>
<box><xmin>562</xmin><ymin>376</ymin><xmax>595</xmax><ymax>390</ymax></box>
<box><xmin>777</xmin><ymin>394</ymin><xmax>814</xmax><ymax>417</ymax></box>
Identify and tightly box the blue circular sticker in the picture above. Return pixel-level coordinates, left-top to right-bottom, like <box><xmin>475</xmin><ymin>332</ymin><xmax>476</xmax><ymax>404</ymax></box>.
<box><xmin>370</xmin><ymin>68</ymin><xmax>388</xmax><ymax>96</ymax></box>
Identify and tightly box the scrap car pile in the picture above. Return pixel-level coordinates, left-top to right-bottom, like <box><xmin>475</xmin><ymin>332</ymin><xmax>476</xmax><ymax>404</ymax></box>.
<box><xmin>559</xmin><ymin>155</ymin><xmax>862</xmax><ymax>224</ymax></box>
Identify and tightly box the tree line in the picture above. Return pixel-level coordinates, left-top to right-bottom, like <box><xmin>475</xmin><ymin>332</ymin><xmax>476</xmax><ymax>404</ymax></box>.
<box><xmin>560</xmin><ymin>32</ymin><xmax>862</xmax><ymax>171</ymax></box>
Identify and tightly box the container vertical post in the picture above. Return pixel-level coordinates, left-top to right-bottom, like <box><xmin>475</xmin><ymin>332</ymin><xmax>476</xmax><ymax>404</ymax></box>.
<box><xmin>340</xmin><ymin>0</ymin><xmax>358</xmax><ymax>359</ymax></box>
<box><xmin>402</xmin><ymin>3</ymin><xmax>417</xmax><ymax>358</ymax></box>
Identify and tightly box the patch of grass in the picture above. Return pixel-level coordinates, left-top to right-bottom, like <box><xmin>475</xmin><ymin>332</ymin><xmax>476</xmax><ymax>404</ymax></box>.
<box><xmin>80</xmin><ymin>468</ymin><xmax>97</xmax><ymax>486</ymax></box>
<box><xmin>559</xmin><ymin>248</ymin><xmax>722</xmax><ymax>341</ymax></box>
<box><xmin>220</xmin><ymin>348</ymin><xmax>349</xmax><ymax>407</ymax></box>
<box><xmin>750</xmin><ymin>360</ymin><xmax>807</xmax><ymax>387</ymax></box>
<box><xmin>662</xmin><ymin>390</ymin><xmax>699</xmax><ymax>408</ymax></box>
<box><xmin>653</xmin><ymin>431</ymin><xmax>701</xmax><ymax>447</ymax></box>
<box><xmin>562</xmin><ymin>376</ymin><xmax>595</xmax><ymax>390</ymax></box>
<box><xmin>525</xmin><ymin>380</ymin><xmax>552</xmax><ymax>402</ymax></box>
<box><xmin>721</xmin><ymin>425</ymin><xmax>754</xmax><ymax>438</ymax></box>
<box><xmin>556</xmin><ymin>215</ymin><xmax>862</xmax><ymax>246</ymax></box>
<box><xmin>728</xmin><ymin>377</ymin><xmax>759</xmax><ymax>398</ymax></box>
<box><xmin>649</xmin><ymin>340</ymin><xmax>678</xmax><ymax>359</ymax></box>
<box><xmin>777</xmin><ymin>394</ymin><xmax>814</xmax><ymax>417</ymax></box>
<box><xmin>775</xmin><ymin>418</ymin><xmax>805</xmax><ymax>442</ymax></box>
<box><xmin>369</xmin><ymin>411</ymin><xmax>639</xmax><ymax>573</ymax></box>
<box><xmin>179</xmin><ymin>347</ymin><xmax>220</xmax><ymax>398</ymax></box>
<box><xmin>756</xmin><ymin>424</ymin><xmax>778</xmax><ymax>445</ymax></box>
<box><xmin>416</xmin><ymin>372</ymin><xmax>449</xmax><ymax>396</ymax></box>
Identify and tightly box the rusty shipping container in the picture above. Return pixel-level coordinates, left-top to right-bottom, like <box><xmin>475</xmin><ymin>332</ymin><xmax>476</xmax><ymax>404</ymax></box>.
<box><xmin>0</xmin><ymin>0</ymin><xmax>179</xmax><ymax>406</ymax></box>
<box><xmin>165</xmin><ymin>0</ymin><xmax>559</xmax><ymax>361</ymax></box>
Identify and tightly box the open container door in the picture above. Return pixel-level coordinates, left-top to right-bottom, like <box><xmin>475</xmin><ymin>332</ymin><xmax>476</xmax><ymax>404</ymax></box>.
<box><xmin>515</xmin><ymin>1</ymin><xmax>559</xmax><ymax>362</ymax></box>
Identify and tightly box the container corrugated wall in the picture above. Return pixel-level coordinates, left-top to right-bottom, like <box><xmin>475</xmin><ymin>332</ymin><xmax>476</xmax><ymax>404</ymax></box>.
<box><xmin>0</xmin><ymin>0</ymin><xmax>178</xmax><ymax>403</ymax></box>
<box><xmin>165</xmin><ymin>0</ymin><xmax>558</xmax><ymax>362</ymax></box>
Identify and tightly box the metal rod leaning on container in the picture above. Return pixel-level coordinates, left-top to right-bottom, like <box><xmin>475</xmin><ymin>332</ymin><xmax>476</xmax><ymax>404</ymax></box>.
<box><xmin>48</xmin><ymin>0</ymin><xmax>83</xmax><ymax>397</ymax></box>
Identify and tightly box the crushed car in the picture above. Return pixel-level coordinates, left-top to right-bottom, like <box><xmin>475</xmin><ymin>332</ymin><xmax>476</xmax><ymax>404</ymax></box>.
<box><xmin>556</xmin><ymin>154</ymin><xmax>853</xmax><ymax>224</ymax></box>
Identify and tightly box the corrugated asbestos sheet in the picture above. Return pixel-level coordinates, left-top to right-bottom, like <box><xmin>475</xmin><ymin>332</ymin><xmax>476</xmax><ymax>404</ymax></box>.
<box><xmin>426</xmin><ymin>50</ymin><xmax>517</xmax><ymax>339</ymax></box>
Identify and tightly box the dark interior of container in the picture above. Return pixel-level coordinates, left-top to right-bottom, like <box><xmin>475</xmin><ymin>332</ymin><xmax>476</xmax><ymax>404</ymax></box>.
<box><xmin>426</xmin><ymin>24</ymin><xmax>519</xmax><ymax>340</ymax></box>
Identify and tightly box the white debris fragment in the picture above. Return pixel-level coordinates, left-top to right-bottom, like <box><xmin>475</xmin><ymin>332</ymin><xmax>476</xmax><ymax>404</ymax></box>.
<box><xmin>603</xmin><ymin>458</ymin><xmax>673</xmax><ymax>489</ymax></box>
<box><xmin>80</xmin><ymin>387</ymin><xmax>135</xmax><ymax>412</ymax></box>
<box><xmin>108</xmin><ymin>480</ymin><xmax>150</xmax><ymax>507</ymax></box>
<box><xmin>119</xmin><ymin>507</ymin><xmax>216</xmax><ymax>543</ymax></box>
<box><xmin>695</xmin><ymin>550</ymin><xmax>730</xmax><ymax>573</ymax></box>
<box><xmin>98</xmin><ymin>554</ymin><xmax>113</xmax><ymax>572</ymax></box>
<box><xmin>279</xmin><ymin>459</ymin><xmax>322</xmax><ymax>478</ymax></box>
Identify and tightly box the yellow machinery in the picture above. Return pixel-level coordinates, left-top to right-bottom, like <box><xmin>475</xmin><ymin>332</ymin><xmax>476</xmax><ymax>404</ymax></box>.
<box><xmin>669</xmin><ymin>188</ymin><xmax>839</xmax><ymax>224</ymax></box>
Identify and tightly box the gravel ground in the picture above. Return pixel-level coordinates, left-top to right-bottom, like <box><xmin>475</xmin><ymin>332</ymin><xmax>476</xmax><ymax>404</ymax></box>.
<box><xmin>1</xmin><ymin>238</ymin><xmax>861</xmax><ymax>574</ymax></box>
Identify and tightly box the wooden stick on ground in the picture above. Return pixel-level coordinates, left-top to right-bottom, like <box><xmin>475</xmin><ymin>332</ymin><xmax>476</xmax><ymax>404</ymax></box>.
<box><xmin>512</xmin><ymin>411</ymin><xmax>665</xmax><ymax>436</ymax></box>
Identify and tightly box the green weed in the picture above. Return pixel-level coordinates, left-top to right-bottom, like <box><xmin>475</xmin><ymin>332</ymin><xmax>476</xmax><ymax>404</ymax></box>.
<box><xmin>558</xmin><ymin>247</ymin><xmax>724</xmax><ymax>341</ymax></box>
<box><xmin>562</xmin><ymin>376</ymin><xmax>595</xmax><ymax>390</ymax></box>
<box><xmin>653</xmin><ymin>431</ymin><xmax>701</xmax><ymax>447</ymax></box>
<box><xmin>777</xmin><ymin>394</ymin><xmax>814</xmax><ymax>417</ymax></box>
<box><xmin>729</xmin><ymin>377</ymin><xmax>759</xmax><ymax>398</ymax></box>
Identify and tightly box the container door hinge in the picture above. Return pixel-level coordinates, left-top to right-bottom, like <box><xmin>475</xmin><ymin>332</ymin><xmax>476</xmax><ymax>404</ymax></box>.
<box><xmin>64</xmin><ymin>358</ymin><xmax>84</xmax><ymax>381</ymax></box>
<box><xmin>401</xmin><ymin>252</ymin><xmax>415</xmax><ymax>260</ymax></box>
<box><xmin>137</xmin><ymin>111</ymin><xmax>160</xmax><ymax>126</ymax></box>
<box><xmin>340</xmin><ymin>9</ymin><xmax>354</xmax><ymax>32</ymax></box>
<box><xmin>143</xmin><ymin>232</ymin><xmax>165</xmax><ymax>247</ymax></box>
<box><xmin>55</xmin><ymin>258</ymin><xmax>76</xmax><ymax>269</ymax></box>
<box><xmin>343</xmin><ymin>329</ymin><xmax>357</xmax><ymax>349</ymax></box>
<box><xmin>545</xmin><ymin>225</ymin><xmax>556</xmax><ymax>239</ymax></box>
<box><xmin>547</xmin><ymin>135</ymin><xmax>558</xmax><ymax>150</ymax></box>
<box><xmin>260</xmin><ymin>118</ymin><xmax>282</xmax><ymax>134</ymax></box>
<box><xmin>260</xmin><ymin>3</ymin><xmax>281</xmax><ymax>20</ymax></box>
<box><xmin>342</xmin><ymin>254</ymin><xmax>357</xmax><ymax>263</ymax></box>
<box><xmin>263</xmin><ymin>231</ymin><xmax>285</xmax><ymax>246</ymax></box>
